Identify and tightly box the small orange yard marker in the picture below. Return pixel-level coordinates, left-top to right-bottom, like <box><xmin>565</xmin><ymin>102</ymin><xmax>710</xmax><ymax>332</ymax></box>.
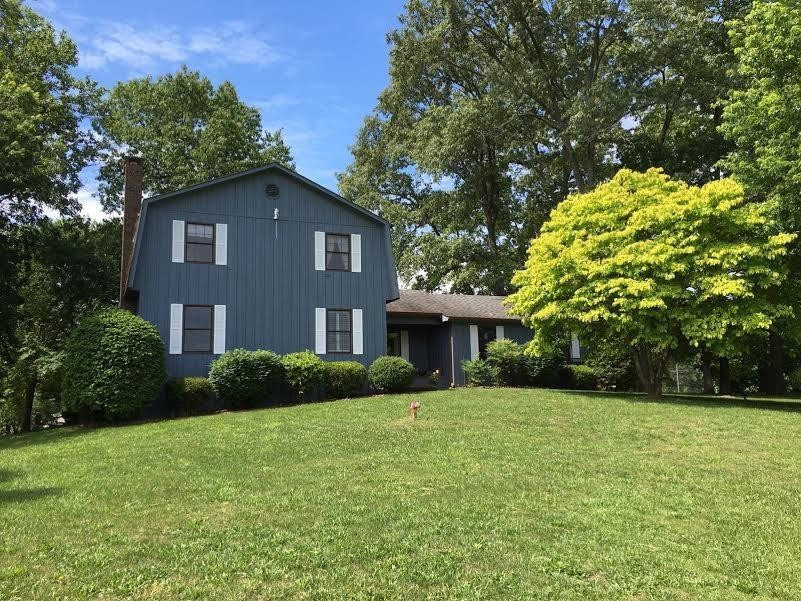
<box><xmin>409</xmin><ymin>399</ymin><xmax>421</xmax><ymax>420</ymax></box>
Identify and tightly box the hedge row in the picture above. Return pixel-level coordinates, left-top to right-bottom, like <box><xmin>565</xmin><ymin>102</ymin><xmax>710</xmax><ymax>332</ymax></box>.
<box><xmin>461</xmin><ymin>339</ymin><xmax>636</xmax><ymax>391</ymax></box>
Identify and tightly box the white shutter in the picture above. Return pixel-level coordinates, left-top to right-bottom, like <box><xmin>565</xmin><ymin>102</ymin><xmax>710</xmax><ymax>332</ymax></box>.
<box><xmin>400</xmin><ymin>330</ymin><xmax>410</xmax><ymax>361</ymax></box>
<box><xmin>495</xmin><ymin>325</ymin><xmax>505</xmax><ymax>341</ymax></box>
<box><xmin>570</xmin><ymin>334</ymin><xmax>581</xmax><ymax>362</ymax></box>
<box><xmin>315</xmin><ymin>308</ymin><xmax>326</xmax><ymax>354</ymax></box>
<box><xmin>215</xmin><ymin>223</ymin><xmax>227</xmax><ymax>266</ymax></box>
<box><xmin>314</xmin><ymin>231</ymin><xmax>325</xmax><ymax>271</ymax></box>
<box><xmin>469</xmin><ymin>324</ymin><xmax>479</xmax><ymax>360</ymax></box>
<box><xmin>352</xmin><ymin>309</ymin><xmax>363</xmax><ymax>355</ymax></box>
<box><xmin>213</xmin><ymin>305</ymin><xmax>226</xmax><ymax>354</ymax></box>
<box><xmin>351</xmin><ymin>234</ymin><xmax>361</xmax><ymax>273</ymax></box>
<box><xmin>169</xmin><ymin>304</ymin><xmax>183</xmax><ymax>354</ymax></box>
<box><xmin>172</xmin><ymin>220</ymin><xmax>185</xmax><ymax>263</ymax></box>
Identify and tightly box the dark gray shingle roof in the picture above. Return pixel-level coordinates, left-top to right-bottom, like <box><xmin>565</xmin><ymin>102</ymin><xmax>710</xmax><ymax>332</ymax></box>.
<box><xmin>386</xmin><ymin>289</ymin><xmax>520</xmax><ymax>321</ymax></box>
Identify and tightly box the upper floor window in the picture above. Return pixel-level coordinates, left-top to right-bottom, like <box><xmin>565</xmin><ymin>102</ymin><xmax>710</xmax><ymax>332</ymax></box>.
<box><xmin>327</xmin><ymin>309</ymin><xmax>352</xmax><ymax>353</ymax></box>
<box><xmin>326</xmin><ymin>234</ymin><xmax>351</xmax><ymax>271</ymax></box>
<box><xmin>186</xmin><ymin>223</ymin><xmax>214</xmax><ymax>263</ymax></box>
<box><xmin>183</xmin><ymin>305</ymin><xmax>213</xmax><ymax>353</ymax></box>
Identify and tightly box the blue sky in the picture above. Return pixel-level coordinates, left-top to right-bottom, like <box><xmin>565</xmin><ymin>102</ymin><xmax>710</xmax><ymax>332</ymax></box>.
<box><xmin>29</xmin><ymin>0</ymin><xmax>403</xmax><ymax>218</ymax></box>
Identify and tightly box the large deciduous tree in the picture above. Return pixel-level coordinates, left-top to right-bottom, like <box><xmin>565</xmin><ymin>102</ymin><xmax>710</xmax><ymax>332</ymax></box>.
<box><xmin>507</xmin><ymin>169</ymin><xmax>794</xmax><ymax>398</ymax></box>
<box><xmin>94</xmin><ymin>67</ymin><xmax>294</xmax><ymax>212</ymax></box>
<box><xmin>341</xmin><ymin>0</ymin><xmax>748</xmax><ymax>293</ymax></box>
<box><xmin>0</xmin><ymin>0</ymin><xmax>100</xmax><ymax>221</ymax></box>
<box><xmin>720</xmin><ymin>0</ymin><xmax>801</xmax><ymax>393</ymax></box>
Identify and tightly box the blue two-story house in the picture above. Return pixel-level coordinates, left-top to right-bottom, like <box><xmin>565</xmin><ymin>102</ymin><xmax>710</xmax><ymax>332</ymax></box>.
<box><xmin>119</xmin><ymin>159</ymin><xmax>572</xmax><ymax>391</ymax></box>
<box><xmin>119</xmin><ymin>157</ymin><xmax>399</xmax><ymax>379</ymax></box>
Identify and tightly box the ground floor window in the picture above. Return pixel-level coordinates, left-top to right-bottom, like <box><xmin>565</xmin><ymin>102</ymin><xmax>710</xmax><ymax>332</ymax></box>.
<box><xmin>327</xmin><ymin>309</ymin><xmax>352</xmax><ymax>353</ymax></box>
<box><xmin>183</xmin><ymin>305</ymin><xmax>213</xmax><ymax>353</ymax></box>
<box><xmin>387</xmin><ymin>332</ymin><xmax>401</xmax><ymax>356</ymax></box>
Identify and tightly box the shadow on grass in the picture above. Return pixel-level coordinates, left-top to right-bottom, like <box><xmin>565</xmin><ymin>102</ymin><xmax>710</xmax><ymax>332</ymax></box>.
<box><xmin>0</xmin><ymin>469</ymin><xmax>63</xmax><ymax>505</ymax></box>
<box><xmin>0</xmin><ymin>426</ymin><xmax>89</xmax><ymax>451</ymax></box>
<box><xmin>559</xmin><ymin>389</ymin><xmax>801</xmax><ymax>414</ymax></box>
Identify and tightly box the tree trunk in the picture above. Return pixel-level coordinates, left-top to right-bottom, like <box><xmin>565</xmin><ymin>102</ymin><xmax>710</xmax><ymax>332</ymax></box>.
<box><xmin>769</xmin><ymin>329</ymin><xmax>785</xmax><ymax>395</ymax></box>
<box><xmin>700</xmin><ymin>348</ymin><xmax>714</xmax><ymax>394</ymax></box>
<box><xmin>19</xmin><ymin>375</ymin><xmax>37</xmax><ymax>433</ymax></box>
<box><xmin>632</xmin><ymin>345</ymin><xmax>666</xmax><ymax>399</ymax></box>
<box><xmin>719</xmin><ymin>357</ymin><xmax>731</xmax><ymax>395</ymax></box>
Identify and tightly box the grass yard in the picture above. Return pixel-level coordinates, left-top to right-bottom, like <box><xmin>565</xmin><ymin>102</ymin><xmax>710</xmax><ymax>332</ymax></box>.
<box><xmin>2</xmin><ymin>389</ymin><xmax>801</xmax><ymax>600</ymax></box>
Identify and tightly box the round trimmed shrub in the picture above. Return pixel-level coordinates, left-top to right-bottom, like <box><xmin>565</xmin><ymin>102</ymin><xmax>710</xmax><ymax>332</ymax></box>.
<box><xmin>324</xmin><ymin>361</ymin><xmax>367</xmax><ymax>398</ymax></box>
<box><xmin>462</xmin><ymin>358</ymin><xmax>498</xmax><ymax>387</ymax></box>
<box><xmin>368</xmin><ymin>356</ymin><xmax>415</xmax><ymax>393</ymax></box>
<box><xmin>209</xmin><ymin>348</ymin><xmax>281</xmax><ymax>408</ymax></box>
<box><xmin>282</xmin><ymin>350</ymin><xmax>325</xmax><ymax>397</ymax></box>
<box><xmin>166</xmin><ymin>377</ymin><xmax>212</xmax><ymax>416</ymax></box>
<box><xmin>566</xmin><ymin>364</ymin><xmax>599</xmax><ymax>390</ymax></box>
<box><xmin>61</xmin><ymin>308</ymin><xmax>166</xmax><ymax>419</ymax></box>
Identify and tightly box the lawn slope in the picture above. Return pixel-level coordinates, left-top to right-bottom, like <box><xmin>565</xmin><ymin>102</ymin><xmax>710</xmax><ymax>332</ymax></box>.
<box><xmin>2</xmin><ymin>389</ymin><xmax>801</xmax><ymax>600</ymax></box>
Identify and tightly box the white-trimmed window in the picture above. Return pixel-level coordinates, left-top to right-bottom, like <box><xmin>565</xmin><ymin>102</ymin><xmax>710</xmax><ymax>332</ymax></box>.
<box><xmin>314</xmin><ymin>232</ymin><xmax>361</xmax><ymax>272</ymax></box>
<box><xmin>172</xmin><ymin>220</ymin><xmax>227</xmax><ymax>265</ymax></box>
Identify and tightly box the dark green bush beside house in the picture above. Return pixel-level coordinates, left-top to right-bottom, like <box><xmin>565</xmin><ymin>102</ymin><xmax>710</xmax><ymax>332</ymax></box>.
<box><xmin>462</xmin><ymin>358</ymin><xmax>498</xmax><ymax>387</ymax></box>
<box><xmin>208</xmin><ymin>349</ymin><xmax>282</xmax><ymax>409</ymax></box>
<box><xmin>485</xmin><ymin>339</ymin><xmax>527</xmax><ymax>386</ymax></box>
<box><xmin>368</xmin><ymin>356</ymin><xmax>414</xmax><ymax>393</ymax></box>
<box><xmin>61</xmin><ymin>308</ymin><xmax>166</xmax><ymax>420</ymax></box>
<box><xmin>324</xmin><ymin>361</ymin><xmax>367</xmax><ymax>398</ymax></box>
<box><xmin>282</xmin><ymin>351</ymin><xmax>325</xmax><ymax>399</ymax></box>
<box><xmin>166</xmin><ymin>377</ymin><xmax>213</xmax><ymax>417</ymax></box>
<box><xmin>565</xmin><ymin>364</ymin><xmax>599</xmax><ymax>390</ymax></box>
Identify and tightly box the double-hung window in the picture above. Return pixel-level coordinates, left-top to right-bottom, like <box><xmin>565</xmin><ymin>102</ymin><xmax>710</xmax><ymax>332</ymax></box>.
<box><xmin>183</xmin><ymin>305</ymin><xmax>213</xmax><ymax>353</ymax></box>
<box><xmin>325</xmin><ymin>234</ymin><xmax>350</xmax><ymax>271</ymax></box>
<box><xmin>185</xmin><ymin>223</ymin><xmax>215</xmax><ymax>263</ymax></box>
<box><xmin>326</xmin><ymin>309</ymin><xmax>352</xmax><ymax>353</ymax></box>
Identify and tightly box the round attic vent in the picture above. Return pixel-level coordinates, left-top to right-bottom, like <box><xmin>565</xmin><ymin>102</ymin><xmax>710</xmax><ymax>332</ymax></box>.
<box><xmin>265</xmin><ymin>184</ymin><xmax>280</xmax><ymax>199</ymax></box>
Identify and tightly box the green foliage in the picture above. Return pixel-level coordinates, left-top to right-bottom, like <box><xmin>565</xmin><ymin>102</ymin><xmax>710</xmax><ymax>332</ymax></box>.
<box><xmin>461</xmin><ymin>358</ymin><xmax>498</xmax><ymax>387</ymax></box>
<box><xmin>166</xmin><ymin>377</ymin><xmax>212</xmax><ymax>417</ymax></box>
<box><xmin>0</xmin><ymin>0</ymin><xmax>100</xmax><ymax>221</ymax></box>
<box><xmin>368</xmin><ymin>356</ymin><xmax>414</xmax><ymax>393</ymax></box>
<box><xmin>209</xmin><ymin>349</ymin><xmax>282</xmax><ymax>409</ymax></box>
<box><xmin>339</xmin><ymin>1</ymin><xmax>747</xmax><ymax>293</ymax></box>
<box><xmin>565</xmin><ymin>365</ymin><xmax>599</xmax><ymax>391</ymax></box>
<box><xmin>61</xmin><ymin>309</ymin><xmax>165</xmax><ymax>420</ymax></box>
<box><xmin>788</xmin><ymin>367</ymin><xmax>801</xmax><ymax>393</ymax></box>
<box><xmin>324</xmin><ymin>361</ymin><xmax>367</xmax><ymax>399</ymax></box>
<box><xmin>583</xmin><ymin>340</ymin><xmax>639</xmax><ymax>392</ymax></box>
<box><xmin>508</xmin><ymin>169</ymin><xmax>795</xmax><ymax>397</ymax></box>
<box><xmin>485</xmin><ymin>339</ymin><xmax>526</xmax><ymax>386</ymax></box>
<box><xmin>281</xmin><ymin>351</ymin><xmax>325</xmax><ymax>397</ymax></box>
<box><xmin>95</xmin><ymin>67</ymin><xmax>294</xmax><ymax>211</ymax></box>
<box><xmin>524</xmin><ymin>354</ymin><xmax>569</xmax><ymax>389</ymax></box>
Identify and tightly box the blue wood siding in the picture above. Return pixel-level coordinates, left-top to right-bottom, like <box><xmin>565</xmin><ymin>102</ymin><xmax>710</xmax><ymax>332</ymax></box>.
<box><xmin>132</xmin><ymin>169</ymin><xmax>394</xmax><ymax>377</ymax></box>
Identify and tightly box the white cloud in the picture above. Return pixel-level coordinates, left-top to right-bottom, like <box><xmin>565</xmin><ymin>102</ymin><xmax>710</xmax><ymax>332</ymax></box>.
<box><xmin>70</xmin><ymin>19</ymin><xmax>286</xmax><ymax>71</ymax></box>
<box><xmin>252</xmin><ymin>93</ymin><xmax>303</xmax><ymax>112</ymax></box>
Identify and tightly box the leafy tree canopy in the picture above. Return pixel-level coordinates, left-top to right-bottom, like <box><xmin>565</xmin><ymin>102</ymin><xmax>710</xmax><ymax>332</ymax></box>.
<box><xmin>507</xmin><ymin>169</ymin><xmax>795</xmax><ymax>397</ymax></box>
<box><xmin>0</xmin><ymin>0</ymin><xmax>100</xmax><ymax>221</ymax></box>
<box><xmin>94</xmin><ymin>66</ymin><xmax>294</xmax><ymax>211</ymax></box>
<box><xmin>340</xmin><ymin>0</ymin><xmax>750</xmax><ymax>293</ymax></box>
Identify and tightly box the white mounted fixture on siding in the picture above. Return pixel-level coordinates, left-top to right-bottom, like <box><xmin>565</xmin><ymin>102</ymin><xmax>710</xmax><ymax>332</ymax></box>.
<box><xmin>169</xmin><ymin>304</ymin><xmax>183</xmax><ymax>354</ymax></box>
<box><xmin>400</xmin><ymin>330</ymin><xmax>410</xmax><ymax>361</ymax></box>
<box><xmin>213</xmin><ymin>305</ymin><xmax>226</xmax><ymax>354</ymax></box>
<box><xmin>315</xmin><ymin>308</ymin><xmax>326</xmax><ymax>354</ymax></box>
<box><xmin>172</xmin><ymin>220</ymin><xmax>185</xmax><ymax>263</ymax></box>
<box><xmin>215</xmin><ymin>223</ymin><xmax>227</xmax><ymax>266</ymax></box>
<box><xmin>352</xmin><ymin>309</ymin><xmax>363</xmax><ymax>354</ymax></box>
<box><xmin>314</xmin><ymin>231</ymin><xmax>325</xmax><ymax>271</ymax></box>
<box><xmin>495</xmin><ymin>325</ymin><xmax>505</xmax><ymax>341</ymax></box>
<box><xmin>570</xmin><ymin>334</ymin><xmax>581</xmax><ymax>362</ymax></box>
<box><xmin>351</xmin><ymin>234</ymin><xmax>361</xmax><ymax>273</ymax></box>
<box><xmin>469</xmin><ymin>324</ymin><xmax>479</xmax><ymax>360</ymax></box>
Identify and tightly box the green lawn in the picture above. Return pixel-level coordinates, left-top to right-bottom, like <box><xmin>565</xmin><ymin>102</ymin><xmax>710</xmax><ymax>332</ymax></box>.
<box><xmin>2</xmin><ymin>389</ymin><xmax>801</xmax><ymax>600</ymax></box>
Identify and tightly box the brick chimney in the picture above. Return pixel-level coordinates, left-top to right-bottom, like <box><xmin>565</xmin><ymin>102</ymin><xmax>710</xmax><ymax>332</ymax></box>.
<box><xmin>119</xmin><ymin>156</ymin><xmax>143</xmax><ymax>311</ymax></box>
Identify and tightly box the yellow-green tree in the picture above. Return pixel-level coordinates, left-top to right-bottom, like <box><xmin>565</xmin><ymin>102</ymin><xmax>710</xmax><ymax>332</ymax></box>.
<box><xmin>507</xmin><ymin>169</ymin><xmax>795</xmax><ymax>398</ymax></box>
